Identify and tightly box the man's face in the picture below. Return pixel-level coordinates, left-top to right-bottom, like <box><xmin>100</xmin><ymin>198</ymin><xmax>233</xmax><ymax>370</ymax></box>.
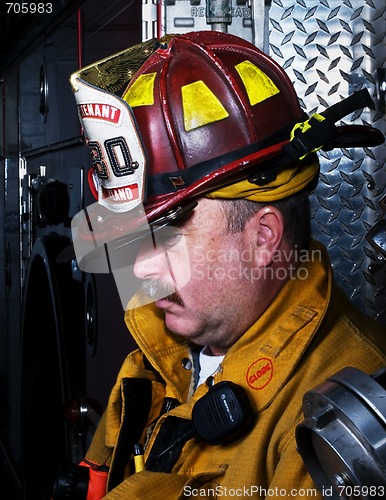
<box><xmin>133</xmin><ymin>198</ymin><xmax>270</xmax><ymax>355</ymax></box>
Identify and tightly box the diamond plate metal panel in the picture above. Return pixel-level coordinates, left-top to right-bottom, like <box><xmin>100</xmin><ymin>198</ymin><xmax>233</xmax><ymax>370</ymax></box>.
<box><xmin>269</xmin><ymin>0</ymin><xmax>386</xmax><ymax>324</ymax></box>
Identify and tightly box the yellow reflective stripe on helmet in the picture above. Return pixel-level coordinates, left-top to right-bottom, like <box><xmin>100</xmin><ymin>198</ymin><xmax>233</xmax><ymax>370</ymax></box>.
<box><xmin>123</xmin><ymin>72</ymin><xmax>157</xmax><ymax>107</ymax></box>
<box><xmin>235</xmin><ymin>60</ymin><xmax>280</xmax><ymax>106</ymax></box>
<box><xmin>181</xmin><ymin>80</ymin><xmax>229</xmax><ymax>131</ymax></box>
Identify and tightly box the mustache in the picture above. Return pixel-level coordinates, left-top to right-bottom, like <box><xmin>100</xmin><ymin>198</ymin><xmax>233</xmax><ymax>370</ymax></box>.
<box><xmin>141</xmin><ymin>279</ymin><xmax>183</xmax><ymax>306</ymax></box>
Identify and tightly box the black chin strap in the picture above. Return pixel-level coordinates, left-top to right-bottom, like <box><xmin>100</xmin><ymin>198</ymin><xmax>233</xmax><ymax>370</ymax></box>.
<box><xmin>322</xmin><ymin>88</ymin><xmax>374</xmax><ymax>122</ymax></box>
<box><xmin>283</xmin><ymin>89</ymin><xmax>380</xmax><ymax>161</ymax></box>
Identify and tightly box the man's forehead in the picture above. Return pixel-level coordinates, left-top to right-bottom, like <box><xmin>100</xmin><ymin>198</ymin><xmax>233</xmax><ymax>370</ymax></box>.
<box><xmin>171</xmin><ymin>197</ymin><xmax>227</xmax><ymax>232</ymax></box>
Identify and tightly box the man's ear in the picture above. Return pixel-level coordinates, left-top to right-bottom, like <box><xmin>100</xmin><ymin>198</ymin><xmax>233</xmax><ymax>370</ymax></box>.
<box><xmin>247</xmin><ymin>206</ymin><xmax>285</xmax><ymax>267</ymax></box>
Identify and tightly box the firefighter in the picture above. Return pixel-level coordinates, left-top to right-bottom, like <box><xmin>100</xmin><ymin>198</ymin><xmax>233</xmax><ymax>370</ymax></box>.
<box><xmin>68</xmin><ymin>31</ymin><xmax>385</xmax><ymax>499</ymax></box>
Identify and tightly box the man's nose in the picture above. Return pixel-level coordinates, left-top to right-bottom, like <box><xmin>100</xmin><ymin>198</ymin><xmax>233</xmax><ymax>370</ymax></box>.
<box><xmin>133</xmin><ymin>236</ymin><xmax>167</xmax><ymax>280</ymax></box>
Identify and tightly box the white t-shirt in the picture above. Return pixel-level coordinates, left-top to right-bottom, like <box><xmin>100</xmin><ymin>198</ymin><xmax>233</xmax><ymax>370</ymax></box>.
<box><xmin>197</xmin><ymin>346</ymin><xmax>224</xmax><ymax>388</ymax></box>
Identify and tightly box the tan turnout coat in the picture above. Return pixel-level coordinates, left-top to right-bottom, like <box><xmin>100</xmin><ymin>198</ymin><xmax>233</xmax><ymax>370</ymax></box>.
<box><xmin>84</xmin><ymin>240</ymin><xmax>386</xmax><ymax>499</ymax></box>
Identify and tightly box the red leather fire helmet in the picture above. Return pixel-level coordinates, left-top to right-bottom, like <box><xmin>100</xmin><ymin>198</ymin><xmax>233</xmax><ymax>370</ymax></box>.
<box><xmin>119</xmin><ymin>29</ymin><xmax>308</xmax><ymax>217</ymax></box>
<box><xmin>69</xmin><ymin>30</ymin><xmax>383</xmax><ymax>270</ymax></box>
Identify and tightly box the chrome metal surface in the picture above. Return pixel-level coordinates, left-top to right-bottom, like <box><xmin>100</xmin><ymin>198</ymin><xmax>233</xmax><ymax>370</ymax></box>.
<box><xmin>268</xmin><ymin>0</ymin><xmax>386</xmax><ymax>324</ymax></box>
<box><xmin>297</xmin><ymin>367</ymin><xmax>386</xmax><ymax>499</ymax></box>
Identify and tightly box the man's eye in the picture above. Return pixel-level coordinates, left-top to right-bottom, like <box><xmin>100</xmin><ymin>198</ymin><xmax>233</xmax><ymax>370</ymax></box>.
<box><xmin>154</xmin><ymin>227</ymin><xmax>183</xmax><ymax>248</ymax></box>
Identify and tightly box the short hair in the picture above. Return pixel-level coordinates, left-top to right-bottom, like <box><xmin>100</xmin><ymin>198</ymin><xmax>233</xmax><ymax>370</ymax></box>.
<box><xmin>219</xmin><ymin>188</ymin><xmax>311</xmax><ymax>250</ymax></box>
